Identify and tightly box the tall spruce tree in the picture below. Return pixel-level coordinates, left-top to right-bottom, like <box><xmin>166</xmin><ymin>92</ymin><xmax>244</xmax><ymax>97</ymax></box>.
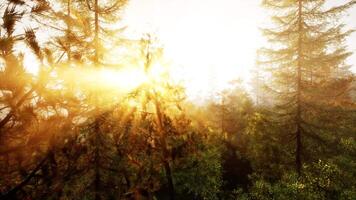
<box><xmin>258</xmin><ymin>0</ymin><xmax>356</xmax><ymax>176</ymax></box>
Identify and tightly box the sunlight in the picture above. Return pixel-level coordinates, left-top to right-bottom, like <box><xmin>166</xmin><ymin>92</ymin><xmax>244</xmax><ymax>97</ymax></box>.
<box><xmin>2</xmin><ymin>0</ymin><xmax>356</xmax><ymax>198</ymax></box>
<box><xmin>123</xmin><ymin>0</ymin><xmax>267</xmax><ymax>97</ymax></box>
<box><xmin>55</xmin><ymin>63</ymin><xmax>171</xmax><ymax>96</ymax></box>
<box><xmin>24</xmin><ymin>51</ymin><xmax>40</xmax><ymax>75</ymax></box>
<box><xmin>98</xmin><ymin>68</ymin><xmax>147</xmax><ymax>91</ymax></box>
<box><xmin>56</xmin><ymin>67</ymin><xmax>149</xmax><ymax>94</ymax></box>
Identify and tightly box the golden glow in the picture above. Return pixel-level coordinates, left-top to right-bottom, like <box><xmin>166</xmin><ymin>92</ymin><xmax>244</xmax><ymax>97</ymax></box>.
<box><xmin>22</xmin><ymin>0</ymin><xmax>356</xmax><ymax>99</ymax></box>
<box><xmin>57</xmin><ymin>67</ymin><xmax>147</xmax><ymax>93</ymax></box>
<box><xmin>98</xmin><ymin>68</ymin><xmax>147</xmax><ymax>91</ymax></box>
<box><xmin>54</xmin><ymin>61</ymin><xmax>171</xmax><ymax>97</ymax></box>
<box><xmin>24</xmin><ymin>0</ymin><xmax>267</xmax><ymax>99</ymax></box>
<box><xmin>123</xmin><ymin>0</ymin><xmax>267</xmax><ymax>97</ymax></box>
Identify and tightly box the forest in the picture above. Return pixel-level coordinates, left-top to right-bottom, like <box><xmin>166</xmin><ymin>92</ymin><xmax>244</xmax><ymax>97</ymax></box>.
<box><xmin>0</xmin><ymin>0</ymin><xmax>356</xmax><ymax>199</ymax></box>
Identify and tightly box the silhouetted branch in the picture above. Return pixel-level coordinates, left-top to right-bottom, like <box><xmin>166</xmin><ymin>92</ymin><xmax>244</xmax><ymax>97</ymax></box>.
<box><xmin>0</xmin><ymin>155</ymin><xmax>48</xmax><ymax>200</ymax></box>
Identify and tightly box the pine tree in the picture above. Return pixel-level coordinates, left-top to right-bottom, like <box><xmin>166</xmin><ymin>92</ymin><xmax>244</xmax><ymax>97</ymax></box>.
<box><xmin>78</xmin><ymin>0</ymin><xmax>127</xmax><ymax>65</ymax></box>
<box><xmin>258</xmin><ymin>0</ymin><xmax>356</xmax><ymax>176</ymax></box>
<box><xmin>1</xmin><ymin>0</ymin><xmax>129</xmax><ymax>198</ymax></box>
<box><xmin>0</xmin><ymin>1</ymin><xmax>67</xmax><ymax>199</ymax></box>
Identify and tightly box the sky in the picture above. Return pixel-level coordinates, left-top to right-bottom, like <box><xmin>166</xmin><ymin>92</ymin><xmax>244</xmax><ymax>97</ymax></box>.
<box><xmin>18</xmin><ymin>0</ymin><xmax>356</xmax><ymax>99</ymax></box>
<box><xmin>122</xmin><ymin>0</ymin><xmax>356</xmax><ymax>97</ymax></box>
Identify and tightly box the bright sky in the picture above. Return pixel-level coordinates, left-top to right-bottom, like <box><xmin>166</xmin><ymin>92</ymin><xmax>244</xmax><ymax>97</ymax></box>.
<box><xmin>20</xmin><ymin>0</ymin><xmax>356</xmax><ymax>100</ymax></box>
<box><xmin>122</xmin><ymin>0</ymin><xmax>356</xmax><ymax>97</ymax></box>
<box><xmin>122</xmin><ymin>0</ymin><xmax>266</xmax><ymax>97</ymax></box>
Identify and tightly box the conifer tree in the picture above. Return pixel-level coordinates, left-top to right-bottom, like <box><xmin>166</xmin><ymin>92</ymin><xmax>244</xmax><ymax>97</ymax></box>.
<box><xmin>0</xmin><ymin>1</ymin><xmax>68</xmax><ymax>199</ymax></box>
<box><xmin>258</xmin><ymin>0</ymin><xmax>356</xmax><ymax>175</ymax></box>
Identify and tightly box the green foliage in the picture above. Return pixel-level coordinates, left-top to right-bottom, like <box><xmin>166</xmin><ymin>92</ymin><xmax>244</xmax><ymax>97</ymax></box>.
<box><xmin>245</xmin><ymin>112</ymin><xmax>293</xmax><ymax>179</ymax></box>
<box><xmin>234</xmin><ymin>160</ymin><xmax>356</xmax><ymax>200</ymax></box>
<box><xmin>173</xmin><ymin>133</ymin><xmax>223</xmax><ymax>199</ymax></box>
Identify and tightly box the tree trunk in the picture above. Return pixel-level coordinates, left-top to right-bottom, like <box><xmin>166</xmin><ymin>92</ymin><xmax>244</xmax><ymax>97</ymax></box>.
<box><xmin>67</xmin><ymin>0</ymin><xmax>71</xmax><ymax>60</ymax></box>
<box><xmin>94</xmin><ymin>0</ymin><xmax>99</xmax><ymax>64</ymax></box>
<box><xmin>296</xmin><ymin>0</ymin><xmax>303</xmax><ymax>177</ymax></box>
<box><xmin>94</xmin><ymin>119</ymin><xmax>101</xmax><ymax>200</ymax></box>
<box><xmin>154</xmin><ymin>99</ymin><xmax>175</xmax><ymax>200</ymax></box>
